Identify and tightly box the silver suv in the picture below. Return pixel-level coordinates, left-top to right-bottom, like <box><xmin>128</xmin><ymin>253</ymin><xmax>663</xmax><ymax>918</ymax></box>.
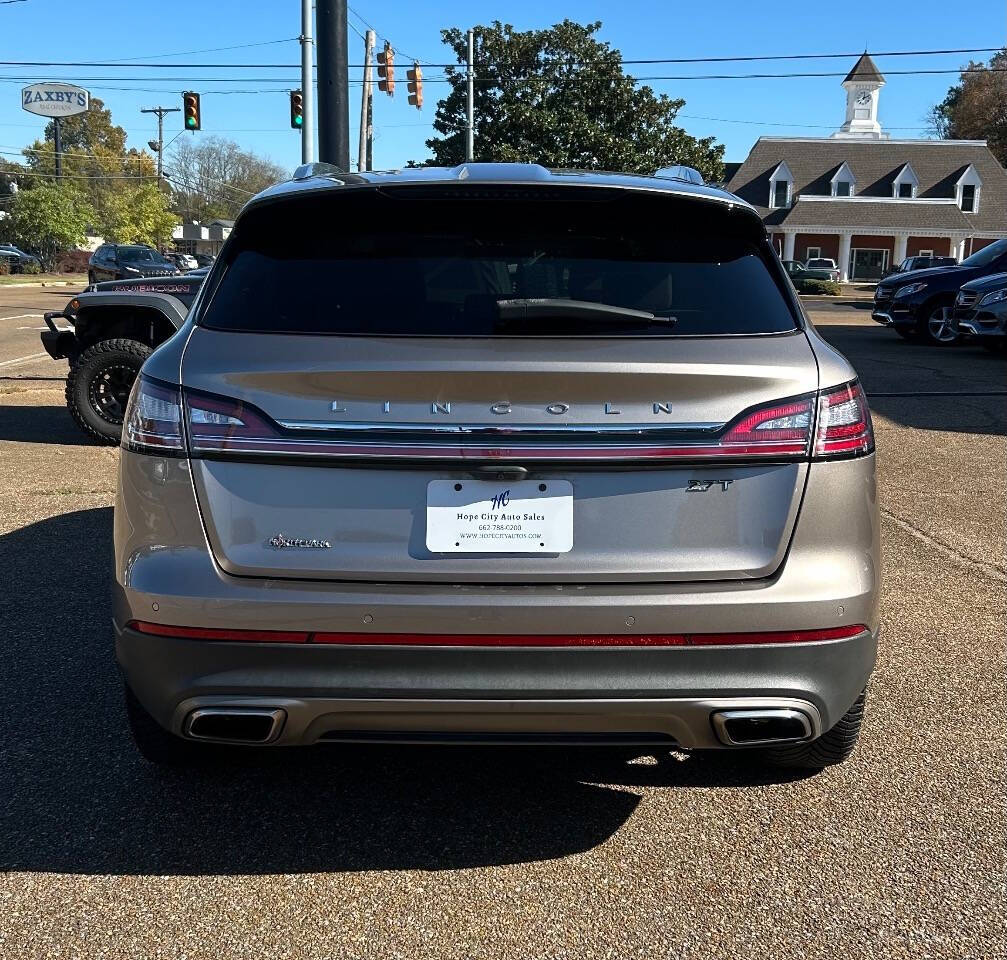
<box><xmin>115</xmin><ymin>163</ymin><xmax>879</xmax><ymax>770</ymax></box>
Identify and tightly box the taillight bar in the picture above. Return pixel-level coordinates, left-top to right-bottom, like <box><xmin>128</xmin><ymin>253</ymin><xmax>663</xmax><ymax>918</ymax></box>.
<box><xmin>123</xmin><ymin>377</ymin><xmax>873</xmax><ymax>463</ymax></box>
<box><xmin>127</xmin><ymin>621</ymin><xmax>866</xmax><ymax>646</ymax></box>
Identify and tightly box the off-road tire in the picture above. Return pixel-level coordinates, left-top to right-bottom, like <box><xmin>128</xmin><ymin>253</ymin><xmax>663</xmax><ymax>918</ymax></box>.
<box><xmin>124</xmin><ymin>684</ymin><xmax>210</xmax><ymax>767</ymax></box>
<box><xmin>65</xmin><ymin>338</ymin><xmax>151</xmax><ymax>444</ymax></box>
<box><xmin>765</xmin><ymin>690</ymin><xmax>867</xmax><ymax>770</ymax></box>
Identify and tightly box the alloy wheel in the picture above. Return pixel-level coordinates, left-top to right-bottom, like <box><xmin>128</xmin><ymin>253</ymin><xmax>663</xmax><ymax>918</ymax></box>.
<box><xmin>926</xmin><ymin>306</ymin><xmax>958</xmax><ymax>345</ymax></box>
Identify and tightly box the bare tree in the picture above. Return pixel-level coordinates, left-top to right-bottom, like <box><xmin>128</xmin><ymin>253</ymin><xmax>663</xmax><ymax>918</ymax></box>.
<box><xmin>167</xmin><ymin>137</ymin><xmax>288</xmax><ymax>223</ymax></box>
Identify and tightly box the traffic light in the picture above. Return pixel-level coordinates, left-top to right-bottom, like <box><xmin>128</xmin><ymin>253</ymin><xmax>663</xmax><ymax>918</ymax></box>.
<box><xmin>182</xmin><ymin>91</ymin><xmax>201</xmax><ymax>131</ymax></box>
<box><xmin>289</xmin><ymin>90</ymin><xmax>304</xmax><ymax>129</ymax></box>
<box><xmin>407</xmin><ymin>62</ymin><xmax>422</xmax><ymax>109</ymax></box>
<box><xmin>377</xmin><ymin>42</ymin><xmax>394</xmax><ymax>95</ymax></box>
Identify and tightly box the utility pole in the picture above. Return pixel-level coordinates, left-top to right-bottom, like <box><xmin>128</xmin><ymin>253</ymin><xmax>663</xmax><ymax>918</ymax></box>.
<box><xmin>316</xmin><ymin>0</ymin><xmax>350</xmax><ymax>170</ymax></box>
<box><xmin>465</xmin><ymin>28</ymin><xmax>475</xmax><ymax>162</ymax></box>
<box><xmin>53</xmin><ymin>116</ymin><xmax>62</xmax><ymax>182</ymax></box>
<box><xmin>299</xmin><ymin>0</ymin><xmax>314</xmax><ymax>164</ymax></box>
<box><xmin>358</xmin><ymin>29</ymin><xmax>375</xmax><ymax>172</ymax></box>
<box><xmin>142</xmin><ymin>105</ymin><xmax>180</xmax><ymax>183</ymax></box>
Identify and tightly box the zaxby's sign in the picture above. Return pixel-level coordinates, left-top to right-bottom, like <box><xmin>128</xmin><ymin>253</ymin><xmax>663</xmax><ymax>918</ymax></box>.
<box><xmin>21</xmin><ymin>83</ymin><xmax>90</xmax><ymax>118</ymax></box>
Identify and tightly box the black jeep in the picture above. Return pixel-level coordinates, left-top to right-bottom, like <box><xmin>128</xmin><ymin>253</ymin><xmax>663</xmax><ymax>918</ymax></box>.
<box><xmin>41</xmin><ymin>272</ymin><xmax>206</xmax><ymax>442</ymax></box>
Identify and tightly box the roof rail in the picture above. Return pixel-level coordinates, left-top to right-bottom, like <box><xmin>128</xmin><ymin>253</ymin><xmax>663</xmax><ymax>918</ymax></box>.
<box><xmin>292</xmin><ymin>161</ymin><xmax>345</xmax><ymax>181</ymax></box>
<box><xmin>653</xmin><ymin>165</ymin><xmax>705</xmax><ymax>185</ymax></box>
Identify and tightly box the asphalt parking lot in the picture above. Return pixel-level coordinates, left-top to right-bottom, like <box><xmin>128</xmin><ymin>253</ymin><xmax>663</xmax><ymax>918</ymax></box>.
<box><xmin>0</xmin><ymin>285</ymin><xmax>1003</xmax><ymax>959</ymax></box>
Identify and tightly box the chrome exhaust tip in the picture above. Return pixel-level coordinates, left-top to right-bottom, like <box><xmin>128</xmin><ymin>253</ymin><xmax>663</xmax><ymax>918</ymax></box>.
<box><xmin>711</xmin><ymin>708</ymin><xmax>814</xmax><ymax>747</ymax></box>
<box><xmin>183</xmin><ymin>708</ymin><xmax>286</xmax><ymax>744</ymax></box>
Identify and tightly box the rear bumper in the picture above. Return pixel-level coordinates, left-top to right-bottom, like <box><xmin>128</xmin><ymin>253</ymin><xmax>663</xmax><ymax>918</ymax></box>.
<box><xmin>114</xmin><ymin>449</ymin><xmax>880</xmax><ymax>748</ymax></box>
<box><xmin>116</xmin><ymin>621</ymin><xmax>875</xmax><ymax>748</ymax></box>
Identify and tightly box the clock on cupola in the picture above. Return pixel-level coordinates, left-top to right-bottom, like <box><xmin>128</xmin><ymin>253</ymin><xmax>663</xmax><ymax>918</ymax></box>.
<box><xmin>833</xmin><ymin>52</ymin><xmax>889</xmax><ymax>140</ymax></box>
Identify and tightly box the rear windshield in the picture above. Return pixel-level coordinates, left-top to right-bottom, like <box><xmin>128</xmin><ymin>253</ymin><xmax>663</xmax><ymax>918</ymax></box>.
<box><xmin>200</xmin><ymin>188</ymin><xmax>798</xmax><ymax>337</ymax></box>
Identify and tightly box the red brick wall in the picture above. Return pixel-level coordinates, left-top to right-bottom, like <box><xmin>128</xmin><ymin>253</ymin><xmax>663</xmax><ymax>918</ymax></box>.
<box><xmin>850</xmin><ymin>235</ymin><xmax>895</xmax><ymax>256</ymax></box>
<box><xmin>906</xmin><ymin>236</ymin><xmax>951</xmax><ymax>257</ymax></box>
<box><xmin>967</xmin><ymin>237</ymin><xmax>998</xmax><ymax>255</ymax></box>
<box><xmin>795</xmin><ymin>234</ymin><xmax>840</xmax><ymax>263</ymax></box>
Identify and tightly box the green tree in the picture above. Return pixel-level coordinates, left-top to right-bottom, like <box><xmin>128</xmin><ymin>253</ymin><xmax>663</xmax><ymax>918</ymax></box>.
<box><xmin>23</xmin><ymin>98</ymin><xmax>160</xmax><ymax>243</ymax></box>
<box><xmin>96</xmin><ymin>182</ymin><xmax>178</xmax><ymax>246</ymax></box>
<box><xmin>5</xmin><ymin>184</ymin><xmax>94</xmax><ymax>268</ymax></box>
<box><xmin>930</xmin><ymin>49</ymin><xmax>1007</xmax><ymax>166</ymax></box>
<box><xmin>421</xmin><ymin>20</ymin><xmax>724</xmax><ymax>181</ymax></box>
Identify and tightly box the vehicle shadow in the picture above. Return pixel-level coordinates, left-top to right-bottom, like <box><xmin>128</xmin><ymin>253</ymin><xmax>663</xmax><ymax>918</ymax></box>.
<box><xmin>0</xmin><ymin>402</ymin><xmax>93</xmax><ymax>446</ymax></box>
<box><xmin>0</xmin><ymin>507</ymin><xmax>810</xmax><ymax>877</ymax></box>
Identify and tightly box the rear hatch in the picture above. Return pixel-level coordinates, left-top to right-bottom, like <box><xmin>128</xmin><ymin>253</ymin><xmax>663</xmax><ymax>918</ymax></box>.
<box><xmin>179</xmin><ymin>180</ymin><xmax>817</xmax><ymax>583</ymax></box>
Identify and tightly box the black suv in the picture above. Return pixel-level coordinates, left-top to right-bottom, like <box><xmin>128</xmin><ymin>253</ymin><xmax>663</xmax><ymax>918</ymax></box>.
<box><xmin>88</xmin><ymin>243</ymin><xmax>181</xmax><ymax>284</ymax></box>
<box><xmin>872</xmin><ymin>239</ymin><xmax>1007</xmax><ymax>345</ymax></box>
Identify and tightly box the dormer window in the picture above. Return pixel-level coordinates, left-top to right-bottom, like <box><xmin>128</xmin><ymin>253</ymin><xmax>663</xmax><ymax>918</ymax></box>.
<box><xmin>892</xmin><ymin>163</ymin><xmax>918</xmax><ymax>199</ymax></box>
<box><xmin>956</xmin><ymin>164</ymin><xmax>982</xmax><ymax>213</ymax></box>
<box><xmin>830</xmin><ymin>161</ymin><xmax>856</xmax><ymax>197</ymax></box>
<box><xmin>768</xmin><ymin>161</ymin><xmax>794</xmax><ymax>209</ymax></box>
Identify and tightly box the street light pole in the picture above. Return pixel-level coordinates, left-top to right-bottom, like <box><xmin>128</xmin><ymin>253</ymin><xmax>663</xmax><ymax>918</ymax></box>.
<box><xmin>300</xmin><ymin>0</ymin><xmax>314</xmax><ymax>164</ymax></box>
<box><xmin>315</xmin><ymin>0</ymin><xmax>350</xmax><ymax>170</ymax></box>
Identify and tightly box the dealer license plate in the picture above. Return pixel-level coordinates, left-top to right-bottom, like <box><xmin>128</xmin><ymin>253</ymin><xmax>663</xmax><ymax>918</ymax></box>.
<box><xmin>426</xmin><ymin>479</ymin><xmax>573</xmax><ymax>554</ymax></box>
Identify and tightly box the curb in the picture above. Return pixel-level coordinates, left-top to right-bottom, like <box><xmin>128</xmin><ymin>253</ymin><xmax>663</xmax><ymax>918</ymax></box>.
<box><xmin>800</xmin><ymin>294</ymin><xmax>875</xmax><ymax>302</ymax></box>
<box><xmin>0</xmin><ymin>280</ymin><xmax>84</xmax><ymax>288</ymax></box>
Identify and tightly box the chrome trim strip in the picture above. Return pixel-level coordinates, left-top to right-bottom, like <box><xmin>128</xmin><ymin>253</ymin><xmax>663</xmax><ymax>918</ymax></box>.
<box><xmin>275</xmin><ymin>419</ymin><xmax>723</xmax><ymax>435</ymax></box>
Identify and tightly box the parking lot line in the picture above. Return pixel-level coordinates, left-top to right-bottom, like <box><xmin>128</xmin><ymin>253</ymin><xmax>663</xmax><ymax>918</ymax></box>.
<box><xmin>0</xmin><ymin>313</ymin><xmax>41</xmax><ymax>322</ymax></box>
<box><xmin>0</xmin><ymin>352</ymin><xmax>47</xmax><ymax>368</ymax></box>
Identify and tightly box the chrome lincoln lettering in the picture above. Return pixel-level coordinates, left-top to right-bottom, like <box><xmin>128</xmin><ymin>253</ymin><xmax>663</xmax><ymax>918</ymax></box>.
<box><xmin>329</xmin><ymin>400</ymin><xmax>677</xmax><ymax>417</ymax></box>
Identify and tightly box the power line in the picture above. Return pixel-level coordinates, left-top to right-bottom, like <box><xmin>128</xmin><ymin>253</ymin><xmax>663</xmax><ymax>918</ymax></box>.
<box><xmin>0</xmin><ymin>45</ymin><xmax>999</xmax><ymax>70</ymax></box>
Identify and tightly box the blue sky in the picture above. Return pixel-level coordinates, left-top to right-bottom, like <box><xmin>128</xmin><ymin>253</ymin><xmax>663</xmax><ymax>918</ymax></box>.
<box><xmin>0</xmin><ymin>0</ymin><xmax>1003</xmax><ymax>176</ymax></box>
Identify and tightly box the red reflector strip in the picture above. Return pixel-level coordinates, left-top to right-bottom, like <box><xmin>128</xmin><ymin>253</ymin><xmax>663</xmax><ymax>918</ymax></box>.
<box><xmin>127</xmin><ymin>621</ymin><xmax>310</xmax><ymax>643</ymax></box>
<box><xmin>127</xmin><ymin>622</ymin><xmax>866</xmax><ymax>646</ymax></box>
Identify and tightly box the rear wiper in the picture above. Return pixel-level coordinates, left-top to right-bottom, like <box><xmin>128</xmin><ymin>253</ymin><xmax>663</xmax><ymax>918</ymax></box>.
<box><xmin>495</xmin><ymin>298</ymin><xmax>677</xmax><ymax>325</ymax></box>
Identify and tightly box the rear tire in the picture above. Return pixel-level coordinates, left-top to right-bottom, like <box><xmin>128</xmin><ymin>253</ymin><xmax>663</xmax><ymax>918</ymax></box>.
<box><xmin>65</xmin><ymin>338</ymin><xmax>151</xmax><ymax>444</ymax></box>
<box><xmin>124</xmin><ymin>684</ymin><xmax>206</xmax><ymax>767</ymax></box>
<box><xmin>764</xmin><ymin>690</ymin><xmax>866</xmax><ymax>770</ymax></box>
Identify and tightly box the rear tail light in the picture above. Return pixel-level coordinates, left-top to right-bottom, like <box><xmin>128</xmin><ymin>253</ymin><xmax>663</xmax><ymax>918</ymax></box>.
<box><xmin>122</xmin><ymin>376</ymin><xmax>184</xmax><ymax>453</ymax></box>
<box><xmin>814</xmin><ymin>380</ymin><xmax>874</xmax><ymax>458</ymax></box>
<box><xmin>718</xmin><ymin>397</ymin><xmax>813</xmax><ymax>456</ymax></box>
<box><xmin>126</xmin><ymin>621</ymin><xmax>867</xmax><ymax>646</ymax></box>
